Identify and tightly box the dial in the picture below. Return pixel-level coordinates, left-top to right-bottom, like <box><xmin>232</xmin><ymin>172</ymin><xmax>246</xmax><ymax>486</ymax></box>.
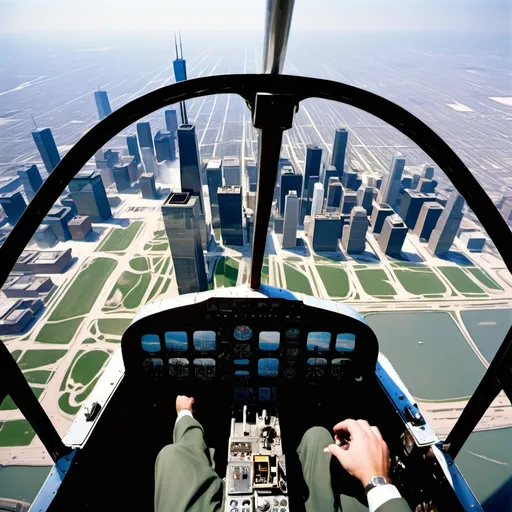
<box><xmin>286</xmin><ymin>347</ymin><xmax>300</xmax><ymax>358</ymax></box>
<box><xmin>234</xmin><ymin>343</ymin><xmax>251</xmax><ymax>359</ymax></box>
<box><xmin>234</xmin><ymin>325</ymin><xmax>253</xmax><ymax>341</ymax></box>
<box><xmin>285</xmin><ymin>328</ymin><xmax>300</xmax><ymax>340</ymax></box>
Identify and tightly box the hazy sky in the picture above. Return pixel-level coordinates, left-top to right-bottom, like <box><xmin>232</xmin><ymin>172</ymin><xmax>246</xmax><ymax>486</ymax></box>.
<box><xmin>0</xmin><ymin>0</ymin><xmax>510</xmax><ymax>34</ymax></box>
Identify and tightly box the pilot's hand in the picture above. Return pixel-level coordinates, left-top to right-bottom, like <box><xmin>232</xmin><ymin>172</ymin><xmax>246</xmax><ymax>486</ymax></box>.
<box><xmin>326</xmin><ymin>419</ymin><xmax>390</xmax><ymax>486</ymax></box>
<box><xmin>176</xmin><ymin>395</ymin><xmax>195</xmax><ymax>415</ymax></box>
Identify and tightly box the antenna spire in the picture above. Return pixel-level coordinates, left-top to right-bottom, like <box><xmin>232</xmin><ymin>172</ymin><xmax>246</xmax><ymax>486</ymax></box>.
<box><xmin>30</xmin><ymin>114</ymin><xmax>37</xmax><ymax>129</ymax></box>
<box><xmin>174</xmin><ymin>32</ymin><xmax>179</xmax><ymax>59</ymax></box>
<box><xmin>179</xmin><ymin>32</ymin><xmax>184</xmax><ymax>59</ymax></box>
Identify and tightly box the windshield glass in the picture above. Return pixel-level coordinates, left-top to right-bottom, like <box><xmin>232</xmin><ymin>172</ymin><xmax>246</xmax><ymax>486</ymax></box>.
<box><xmin>0</xmin><ymin>0</ymin><xmax>511</xmax><ymax>507</ymax></box>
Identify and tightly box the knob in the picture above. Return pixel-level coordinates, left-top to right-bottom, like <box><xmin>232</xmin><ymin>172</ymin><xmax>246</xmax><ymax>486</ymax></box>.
<box><xmin>257</xmin><ymin>497</ymin><xmax>271</xmax><ymax>511</ymax></box>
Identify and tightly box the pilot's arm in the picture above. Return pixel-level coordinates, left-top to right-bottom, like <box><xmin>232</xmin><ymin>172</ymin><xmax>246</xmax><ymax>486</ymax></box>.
<box><xmin>326</xmin><ymin>419</ymin><xmax>411</xmax><ymax>512</ymax></box>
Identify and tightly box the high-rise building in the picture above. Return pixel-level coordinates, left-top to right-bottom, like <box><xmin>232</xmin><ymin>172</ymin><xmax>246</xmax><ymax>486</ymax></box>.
<box><xmin>331</xmin><ymin>128</ymin><xmax>348</xmax><ymax>175</ymax></box>
<box><xmin>120</xmin><ymin>155</ymin><xmax>138</xmax><ymax>183</ymax></box>
<box><xmin>32</xmin><ymin>128</ymin><xmax>61</xmax><ymax>173</ymax></box>
<box><xmin>410</xmin><ymin>171</ymin><xmax>422</xmax><ymax>191</ymax></box>
<box><xmin>33</xmin><ymin>224</ymin><xmax>58</xmax><ymax>249</ymax></box>
<box><xmin>68</xmin><ymin>216</ymin><xmax>93</xmax><ymax>240</ymax></box>
<box><xmin>218</xmin><ymin>186</ymin><xmax>243</xmax><ymax>246</ymax></box>
<box><xmin>282</xmin><ymin>191</ymin><xmax>300</xmax><ymax>248</ymax></box>
<box><xmin>370</xmin><ymin>202</ymin><xmax>395</xmax><ymax>234</ymax></box>
<box><xmin>341</xmin><ymin>190</ymin><xmax>358</xmax><ymax>215</ymax></box>
<box><xmin>112</xmin><ymin>163</ymin><xmax>132</xmax><ymax>192</ymax></box>
<box><xmin>327</xmin><ymin>177</ymin><xmax>343</xmax><ymax>209</ymax></box>
<box><xmin>162</xmin><ymin>192</ymin><xmax>207</xmax><ymax>294</ymax></box>
<box><xmin>416</xmin><ymin>178</ymin><xmax>438</xmax><ymax>194</ymax></box>
<box><xmin>378</xmin><ymin>214</ymin><xmax>407</xmax><ymax>256</ymax></box>
<box><xmin>246</xmin><ymin>160</ymin><xmax>258</xmax><ymax>192</ymax></box>
<box><xmin>342</xmin><ymin>206</ymin><xmax>368</xmax><ymax>254</ymax></box>
<box><xmin>126</xmin><ymin>134</ymin><xmax>141</xmax><ymax>165</ymax></box>
<box><xmin>401</xmin><ymin>176</ymin><xmax>413</xmax><ymax>191</ymax></box>
<box><xmin>357</xmin><ymin>186</ymin><xmax>378</xmax><ymax>215</ymax></box>
<box><xmin>17</xmin><ymin>164</ymin><xmax>43</xmax><ymax>201</ymax></box>
<box><xmin>422</xmin><ymin>165</ymin><xmax>435</xmax><ymax>180</ymax></box>
<box><xmin>60</xmin><ymin>195</ymin><xmax>77</xmax><ymax>216</ymax></box>
<box><xmin>141</xmin><ymin>147</ymin><xmax>158</xmax><ymax>176</ymax></box>
<box><xmin>164</xmin><ymin>109</ymin><xmax>179</xmax><ymax>138</ymax></box>
<box><xmin>311</xmin><ymin>182</ymin><xmax>324</xmax><ymax>217</ymax></box>
<box><xmin>44</xmin><ymin>206</ymin><xmax>74</xmax><ymax>242</ymax></box>
<box><xmin>206</xmin><ymin>159</ymin><xmax>223</xmax><ymax>228</ymax></box>
<box><xmin>280</xmin><ymin>166</ymin><xmax>303</xmax><ymax>215</ymax></box>
<box><xmin>301</xmin><ymin>175</ymin><xmax>320</xmax><ymax>221</ymax></box>
<box><xmin>223</xmin><ymin>157</ymin><xmax>241</xmax><ymax>186</ymax></box>
<box><xmin>379</xmin><ymin>154</ymin><xmax>405</xmax><ymax>207</ymax></box>
<box><xmin>304</xmin><ymin>146</ymin><xmax>322</xmax><ymax>197</ymax></box>
<box><xmin>399</xmin><ymin>190</ymin><xmax>437</xmax><ymax>229</ymax></box>
<box><xmin>69</xmin><ymin>171</ymin><xmax>112</xmax><ymax>222</ymax></box>
<box><xmin>154</xmin><ymin>130</ymin><xmax>176</xmax><ymax>162</ymax></box>
<box><xmin>428</xmin><ymin>190</ymin><xmax>465</xmax><ymax>255</ymax></box>
<box><xmin>137</xmin><ymin>122</ymin><xmax>154</xmax><ymax>152</ymax></box>
<box><xmin>341</xmin><ymin>169</ymin><xmax>359</xmax><ymax>191</ymax></box>
<box><xmin>413</xmin><ymin>202</ymin><xmax>444</xmax><ymax>241</ymax></box>
<box><xmin>322</xmin><ymin>165</ymin><xmax>340</xmax><ymax>198</ymax></box>
<box><xmin>140</xmin><ymin>173</ymin><xmax>158</xmax><ymax>199</ymax></box>
<box><xmin>311</xmin><ymin>214</ymin><xmax>342</xmax><ymax>252</ymax></box>
<box><xmin>0</xmin><ymin>191</ymin><xmax>27</xmax><ymax>225</ymax></box>
<box><xmin>94</xmin><ymin>89</ymin><xmax>112</xmax><ymax>120</ymax></box>
<box><xmin>459</xmin><ymin>232</ymin><xmax>486</xmax><ymax>252</ymax></box>
<box><xmin>178</xmin><ymin>124</ymin><xmax>203</xmax><ymax>213</ymax></box>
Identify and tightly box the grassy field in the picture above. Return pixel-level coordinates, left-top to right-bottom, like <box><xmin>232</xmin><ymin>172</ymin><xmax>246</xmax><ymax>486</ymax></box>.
<box><xmin>97</xmin><ymin>222</ymin><xmax>142</xmax><ymax>252</ymax></box>
<box><xmin>0</xmin><ymin>420</ymin><xmax>36</xmax><ymax>447</ymax></box>
<box><xmin>0</xmin><ymin>387</ymin><xmax>44</xmax><ymax>411</ymax></box>
<box><xmin>58</xmin><ymin>393</ymin><xmax>80</xmax><ymax>415</ymax></box>
<box><xmin>439</xmin><ymin>267</ymin><xmax>484</xmax><ymax>294</ymax></box>
<box><xmin>70</xmin><ymin>351</ymin><xmax>109</xmax><ymax>387</ymax></box>
<box><xmin>214</xmin><ymin>257</ymin><xmax>239</xmax><ymax>288</ymax></box>
<box><xmin>50</xmin><ymin>258</ymin><xmax>118</xmax><ymax>321</ymax></box>
<box><xmin>23</xmin><ymin>370</ymin><xmax>53</xmax><ymax>385</ymax></box>
<box><xmin>124</xmin><ymin>273</ymin><xmax>151</xmax><ymax>309</ymax></box>
<box><xmin>316</xmin><ymin>266</ymin><xmax>349</xmax><ymax>297</ymax></box>
<box><xmin>97</xmin><ymin>318</ymin><xmax>132</xmax><ymax>336</ymax></box>
<box><xmin>394</xmin><ymin>267</ymin><xmax>446</xmax><ymax>295</ymax></box>
<box><xmin>129</xmin><ymin>256</ymin><xmax>149</xmax><ymax>272</ymax></box>
<box><xmin>283</xmin><ymin>264</ymin><xmax>313</xmax><ymax>295</ymax></box>
<box><xmin>36</xmin><ymin>317</ymin><xmax>84</xmax><ymax>344</ymax></box>
<box><xmin>9</xmin><ymin>350</ymin><xmax>21</xmax><ymax>362</ymax></box>
<box><xmin>18</xmin><ymin>350</ymin><xmax>66</xmax><ymax>370</ymax></box>
<box><xmin>467</xmin><ymin>268</ymin><xmax>503</xmax><ymax>290</ymax></box>
<box><xmin>355</xmin><ymin>269</ymin><xmax>396</xmax><ymax>296</ymax></box>
<box><xmin>262</xmin><ymin>257</ymin><xmax>269</xmax><ymax>285</ymax></box>
<box><xmin>149</xmin><ymin>243</ymin><xmax>169</xmax><ymax>252</ymax></box>
<box><xmin>147</xmin><ymin>276</ymin><xmax>164</xmax><ymax>301</ymax></box>
<box><xmin>161</xmin><ymin>257</ymin><xmax>170</xmax><ymax>275</ymax></box>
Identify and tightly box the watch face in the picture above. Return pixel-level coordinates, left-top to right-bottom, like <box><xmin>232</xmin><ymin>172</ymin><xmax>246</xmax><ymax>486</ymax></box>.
<box><xmin>365</xmin><ymin>476</ymin><xmax>390</xmax><ymax>494</ymax></box>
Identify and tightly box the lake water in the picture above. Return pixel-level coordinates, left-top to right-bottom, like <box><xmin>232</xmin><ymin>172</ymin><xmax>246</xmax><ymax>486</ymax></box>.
<box><xmin>0</xmin><ymin>465</ymin><xmax>50</xmax><ymax>503</ymax></box>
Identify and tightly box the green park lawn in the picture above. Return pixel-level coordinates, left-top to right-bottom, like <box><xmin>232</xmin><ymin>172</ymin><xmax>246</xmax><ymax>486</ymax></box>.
<box><xmin>147</xmin><ymin>276</ymin><xmax>164</xmax><ymax>301</ymax></box>
<box><xmin>0</xmin><ymin>420</ymin><xmax>36</xmax><ymax>447</ymax></box>
<box><xmin>97</xmin><ymin>222</ymin><xmax>143</xmax><ymax>252</ymax></box>
<box><xmin>0</xmin><ymin>387</ymin><xmax>44</xmax><ymax>411</ymax></box>
<box><xmin>70</xmin><ymin>351</ymin><xmax>109</xmax><ymax>387</ymax></box>
<box><xmin>50</xmin><ymin>258</ymin><xmax>118</xmax><ymax>321</ymax></box>
<box><xmin>316</xmin><ymin>266</ymin><xmax>350</xmax><ymax>297</ymax></box>
<box><xmin>36</xmin><ymin>317</ymin><xmax>85</xmax><ymax>344</ymax></box>
<box><xmin>467</xmin><ymin>268</ymin><xmax>502</xmax><ymax>291</ymax></box>
<box><xmin>129</xmin><ymin>256</ymin><xmax>149</xmax><ymax>272</ymax></box>
<box><xmin>97</xmin><ymin>318</ymin><xmax>132</xmax><ymax>336</ymax></box>
<box><xmin>283</xmin><ymin>264</ymin><xmax>313</xmax><ymax>295</ymax></box>
<box><xmin>58</xmin><ymin>393</ymin><xmax>80</xmax><ymax>415</ymax></box>
<box><xmin>355</xmin><ymin>269</ymin><xmax>396</xmax><ymax>296</ymax></box>
<box><xmin>439</xmin><ymin>267</ymin><xmax>484</xmax><ymax>294</ymax></box>
<box><xmin>394</xmin><ymin>267</ymin><xmax>446</xmax><ymax>295</ymax></box>
<box><xmin>215</xmin><ymin>257</ymin><xmax>239</xmax><ymax>288</ymax></box>
<box><xmin>23</xmin><ymin>370</ymin><xmax>53</xmax><ymax>385</ymax></box>
<box><xmin>9</xmin><ymin>350</ymin><xmax>21</xmax><ymax>362</ymax></box>
<box><xmin>18</xmin><ymin>350</ymin><xmax>67</xmax><ymax>370</ymax></box>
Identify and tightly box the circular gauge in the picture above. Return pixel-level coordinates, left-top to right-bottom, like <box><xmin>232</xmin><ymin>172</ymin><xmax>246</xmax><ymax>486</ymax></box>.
<box><xmin>234</xmin><ymin>325</ymin><xmax>253</xmax><ymax>341</ymax></box>
<box><xmin>285</xmin><ymin>328</ymin><xmax>300</xmax><ymax>340</ymax></box>
<box><xmin>234</xmin><ymin>343</ymin><xmax>251</xmax><ymax>359</ymax></box>
<box><xmin>284</xmin><ymin>367</ymin><xmax>296</xmax><ymax>379</ymax></box>
<box><xmin>286</xmin><ymin>348</ymin><xmax>300</xmax><ymax>358</ymax></box>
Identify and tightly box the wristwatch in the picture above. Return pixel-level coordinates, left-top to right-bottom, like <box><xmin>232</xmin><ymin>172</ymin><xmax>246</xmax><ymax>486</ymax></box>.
<box><xmin>365</xmin><ymin>475</ymin><xmax>391</xmax><ymax>494</ymax></box>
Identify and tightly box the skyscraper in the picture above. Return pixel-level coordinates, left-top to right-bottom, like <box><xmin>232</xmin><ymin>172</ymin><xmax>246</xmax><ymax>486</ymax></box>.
<box><xmin>378</xmin><ymin>154</ymin><xmax>405</xmax><ymax>207</ymax></box>
<box><xmin>341</xmin><ymin>169</ymin><xmax>359</xmax><ymax>191</ymax></box>
<box><xmin>246</xmin><ymin>160</ymin><xmax>258</xmax><ymax>192</ymax></box>
<box><xmin>164</xmin><ymin>109</ymin><xmax>179</xmax><ymax>139</ymax></box>
<box><xmin>282</xmin><ymin>191</ymin><xmax>300</xmax><ymax>249</ymax></box>
<box><xmin>304</xmin><ymin>146</ymin><xmax>322</xmax><ymax>197</ymax></box>
<box><xmin>0</xmin><ymin>191</ymin><xmax>27</xmax><ymax>225</ymax></box>
<box><xmin>357</xmin><ymin>186</ymin><xmax>379</xmax><ymax>215</ymax></box>
<box><xmin>218</xmin><ymin>186</ymin><xmax>243</xmax><ymax>246</ymax></box>
<box><xmin>311</xmin><ymin>214</ymin><xmax>342</xmax><ymax>252</ymax></box>
<box><xmin>141</xmin><ymin>147</ymin><xmax>158</xmax><ymax>176</ymax></box>
<box><xmin>413</xmin><ymin>202</ymin><xmax>443</xmax><ymax>241</ymax></box>
<box><xmin>327</xmin><ymin>177</ymin><xmax>343</xmax><ymax>209</ymax></box>
<box><xmin>322</xmin><ymin>165</ymin><xmax>340</xmax><ymax>198</ymax></box>
<box><xmin>223</xmin><ymin>157</ymin><xmax>241</xmax><ymax>186</ymax></box>
<box><xmin>178</xmin><ymin>124</ymin><xmax>203</xmax><ymax>213</ymax></box>
<box><xmin>126</xmin><ymin>134</ymin><xmax>141</xmax><ymax>165</ymax></box>
<box><xmin>331</xmin><ymin>128</ymin><xmax>348</xmax><ymax>175</ymax></box>
<box><xmin>422</xmin><ymin>165</ymin><xmax>435</xmax><ymax>180</ymax></box>
<box><xmin>342</xmin><ymin>206</ymin><xmax>368</xmax><ymax>254</ymax></box>
<box><xmin>459</xmin><ymin>232</ymin><xmax>486</xmax><ymax>252</ymax></box>
<box><xmin>378</xmin><ymin>214</ymin><xmax>408</xmax><ymax>256</ymax></box>
<box><xmin>140</xmin><ymin>173</ymin><xmax>158</xmax><ymax>199</ymax></box>
<box><xmin>428</xmin><ymin>190</ymin><xmax>465</xmax><ymax>255</ymax></box>
<box><xmin>311</xmin><ymin>182</ymin><xmax>324</xmax><ymax>217</ymax></box>
<box><xmin>120</xmin><ymin>155</ymin><xmax>138</xmax><ymax>183</ymax></box>
<box><xmin>32</xmin><ymin>128</ymin><xmax>61</xmax><ymax>173</ymax></box>
<box><xmin>173</xmin><ymin>33</ymin><xmax>189</xmax><ymax>124</ymax></box>
<box><xmin>162</xmin><ymin>192</ymin><xmax>207</xmax><ymax>294</ymax></box>
<box><xmin>17</xmin><ymin>164</ymin><xmax>43</xmax><ymax>201</ymax></box>
<box><xmin>94</xmin><ymin>89</ymin><xmax>112</xmax><ymax>120</ymax></box>
<box><xmin>137</xmin><ymin>122</ymin><xmax>154</xmax><ymax>152</ymax></box>
<box><xmin>206</xmin><ymin>159</ymin><xmax>223</xmax><ymax>228</ymax></box>
<box><xmin>33</xmin><ymin>224</ymin><xmax>58</xmax><ymax>249</ymax></box>
<box><xmin>399</xmin><ymin>190</ymin><xmax>437</xmax><ymax>229</ymax></box>
<box><xmin>154</xmin><ymin>131</ymin><xmax>176</xmax><ymax>162</ymax></box>
<box><xmin>280</xmin><ymin>166</ymin><xmax>303</xmax><ymax>215</ymax></box>
<box><xmin>341</xmin><ymin>190</ymin><xmax>358</xmax><ymax>215</ymax></box>
<box><xmin>112</xmin><ymin>164</ymin><xmax>132</xmax><ymax>192</ymax></box>
<box><xmin>416</xmin><ymin>178</ymin><xmax>438</xmax><ymax>194</ymax></box>
<box><xmin>370</xmin><ymin>203</ymin><xmax>395</xmax><ymax>234</ymax></box>
<box><xmin>69</xmin><ymin>171</ymin><xmax>112</xmax><ymax>222</ymax></box>
<box><xmin>44</xmin><ymin>206</ymin><xmax>74</xmax><ymax>242</ymax></box>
